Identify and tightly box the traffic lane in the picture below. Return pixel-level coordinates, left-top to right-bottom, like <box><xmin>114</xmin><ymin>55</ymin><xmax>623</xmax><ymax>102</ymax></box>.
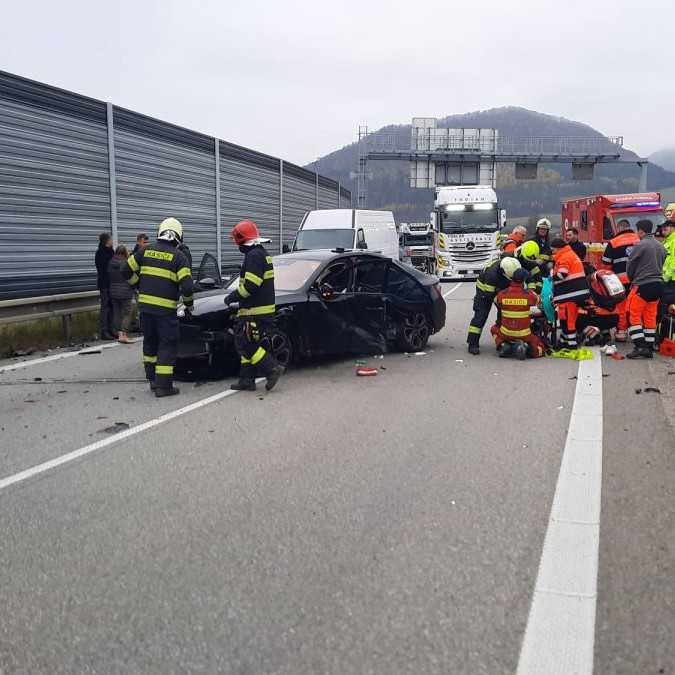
<box><xmin>0</xmin><ymin>341</ymin><xmax>235</xmax><ymax>479</ymax></box>
<box><xmin>0</xmin><ymin>294</ymin><xmax>580</xmax><ymax>674</ymax></box>
<box><xmin>594</xmin><ymin>355</ymin><xmax>675</xmax><ymax>674</ymax></box>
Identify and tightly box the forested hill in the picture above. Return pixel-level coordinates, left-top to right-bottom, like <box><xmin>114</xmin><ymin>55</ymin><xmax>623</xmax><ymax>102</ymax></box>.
<box><xmin>307</xmin><ymin>107</ymin><xmax>675</xmax><ymax>223</ymax></box>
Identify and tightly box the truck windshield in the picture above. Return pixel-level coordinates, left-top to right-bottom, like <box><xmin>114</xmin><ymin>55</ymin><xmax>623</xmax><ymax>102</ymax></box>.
<box><xmin>439</xmin><ymin>209</ymin><xmax>499</xmax><ymax>233</ymax></box>
<box><xmin>294</xmin><ymin>229</ymin><xmax>354</xmax><ymax>251</ymax></box>
<box><xmin>402</xmin><ymin>233</ymin><xmax>433</xmax><ymax>246</ymax></box>
<box><xmin>612</xmin><ymin>212</ymin><xmax>665</xmax><ymax>232</ymax></box>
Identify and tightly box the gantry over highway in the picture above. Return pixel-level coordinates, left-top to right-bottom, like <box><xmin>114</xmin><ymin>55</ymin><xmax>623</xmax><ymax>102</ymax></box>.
<box><xmin>354</xmin><ymin>117</ymin><xmax>649</xmax><ymax>207</ymax></box>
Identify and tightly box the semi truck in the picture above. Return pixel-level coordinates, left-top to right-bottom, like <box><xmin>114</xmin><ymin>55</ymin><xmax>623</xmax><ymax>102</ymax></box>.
<box><xmin>398</xmin><ymin>222</ymin><xmax>436</xmax><ymax>274</ymax></box>
<box><xmin>561</xmin><ymin>192</ymin><xmax>665</xmax><ymax>267</ymax></box>
<box><xmin>432</xmin><ymin>185</ymin><xmax>506</xmax><ymax>280</ymax></box>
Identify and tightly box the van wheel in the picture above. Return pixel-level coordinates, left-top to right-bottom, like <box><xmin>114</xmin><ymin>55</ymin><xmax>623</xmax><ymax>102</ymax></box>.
<box><xmin>396</xmin><ymin>312</ymin><xmax>430</xmax><ymax>352</ymax></box>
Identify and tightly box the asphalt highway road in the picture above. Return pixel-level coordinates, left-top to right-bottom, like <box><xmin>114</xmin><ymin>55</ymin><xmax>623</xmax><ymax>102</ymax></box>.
<box><xmin>0</xmin><ymin>282</ymin><xmax>673</xmax><ymax>674</ymax></box>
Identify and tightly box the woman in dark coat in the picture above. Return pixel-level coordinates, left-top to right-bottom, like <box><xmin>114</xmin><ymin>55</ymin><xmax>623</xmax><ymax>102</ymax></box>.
<box><xmin>95</xmin><ymin>232</ymin><xmax>115</xmax><ymax>339</ymax></box>
<box><xmin>108</xmin><ymin>245</ymin><xmax>135</xmax><ymax>343</ymax></box>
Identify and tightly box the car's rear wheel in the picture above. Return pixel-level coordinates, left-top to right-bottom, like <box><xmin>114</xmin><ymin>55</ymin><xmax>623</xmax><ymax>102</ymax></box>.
<box><xmin>263</xmin><ymin>328</ymin><xmax>294</xmax><ymax>368</ymax></box>
<box><xmin>396</xmin><ymin>311</ymin><xmax>431</xmax><ymax>352</ymax></box>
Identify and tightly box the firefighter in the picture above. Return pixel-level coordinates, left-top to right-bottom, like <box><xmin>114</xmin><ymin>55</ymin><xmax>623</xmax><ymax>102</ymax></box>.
<box><xmin>500</xmin><ymin>225</ymin><xmax>527</xmax><ymax>254</ymax></box>
<box><xmin>659</xmin><ymin>220</ymin><xmax>675</xmax><ymax>330</ymax></box>
<box><xmin>512</xmin><ymin>240</ymin><xmax>543</xmax><ymax>294</ymax></box>
<box><xmin>528</xmin><ymin>218</ymin><xmax>553</xmax><ymax>274</ymax></box>
<box><xmin>625</xmin><ymin>220</ymin><xmax>666</xmax><ymax>358</ymax></box>
<box><xmin>467</xmin><ymin>256</ymin><xmax>521</xmax><ymax>355</ymax></box>
<box><xmin>601</xmin><ymin>218</ymin><xmax>640</xmax><ymax>340</ymax></box>
<box><xmin>225</xmin><ymin>220</ymin><xmax>284</xmax><ymax>392</ymax></box>
<box><xmin>551</xmin><ymin>237</ymin><xmax>590</xmax><ymax>348</ymax></box>
<box><xmin>491</xmin><ymin>268</ymin><xmax>545</xmax><ymax>359</ymax></box>
<box><xmin>122</xmin><ymin>217</ymin><xmax>193</xmax><ymax>397</ymax></box>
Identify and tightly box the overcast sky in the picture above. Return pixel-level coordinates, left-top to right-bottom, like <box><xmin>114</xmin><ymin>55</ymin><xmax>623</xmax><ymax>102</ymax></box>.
<box><xmin>1</xmin><ymin>0</ymin><xmax>672</xmax><ymax>165</ymax></box>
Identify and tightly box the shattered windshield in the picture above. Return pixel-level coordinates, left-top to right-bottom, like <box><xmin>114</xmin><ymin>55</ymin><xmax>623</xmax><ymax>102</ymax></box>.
<box><xmin>273</xmin><ymin>258</ymin><xmax>321</xmax><ymax>291</ymax></box>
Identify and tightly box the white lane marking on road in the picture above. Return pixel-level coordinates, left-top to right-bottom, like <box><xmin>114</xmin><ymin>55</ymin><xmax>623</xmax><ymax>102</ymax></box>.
<box><xmin>442</xmin><ymin>282</ymin><xmax>463</xmax><ymax>298</ymax></box>
<box><xmin>517</xmin><ymin>350</ymin><xmax>603</xmax><ymax>675</ymax></box>
<box><xmin>0</xmin><ymin>379</ymin><xmax>261</xmax><ymax>493</ymax></box>
<box><xmin>0</xmin><ymin>342</ymin><xmax>122</xmax><ymax>374</ymax></box>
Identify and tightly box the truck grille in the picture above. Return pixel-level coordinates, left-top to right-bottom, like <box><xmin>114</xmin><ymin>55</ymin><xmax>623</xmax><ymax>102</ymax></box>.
<box><xmin>445</xmin><ymin>241</ymin><xmax>494</xmax><ymax>265</ymax></box>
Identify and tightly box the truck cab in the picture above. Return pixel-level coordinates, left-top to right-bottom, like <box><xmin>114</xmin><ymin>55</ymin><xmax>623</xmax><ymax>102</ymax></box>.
<box><xmin>561</xmin><ymin>193</ymin><xmax>664</xmax><ymax>267</ymax></box>
<box><xmin>433</xmin><ymin>185</ymin><xmax>506</xmax><ymax>280</ymax></box>
<box><xmin>399</xmin><ymin>222</ymin><xmax>436</xmax><ymax>274</ymax></box>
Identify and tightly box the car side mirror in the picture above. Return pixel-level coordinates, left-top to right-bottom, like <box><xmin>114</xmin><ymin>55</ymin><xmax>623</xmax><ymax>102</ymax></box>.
<box><xmin>282</xmin><ymin>244</ymin><xmax>291</xmax><ymax>253</ymax></box>
<box><xmin>356</xmin><ymin>240</ymin><xmax>367</xmax><ymax>250</ymax></box>
<box><xmin>319</xmin><ymin>283</ymin><xmax>335</xmax><ymax>300</ymax></box>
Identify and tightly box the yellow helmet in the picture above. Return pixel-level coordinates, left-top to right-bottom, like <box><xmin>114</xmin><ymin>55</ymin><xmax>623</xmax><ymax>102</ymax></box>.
<box><xmin>158</xmin><ymin>217</ymin><xmax>183</xmax><ymax>242</ymax></box>
<box><xmin>517</xmin><ymin>240</ymin><xmax>540</xmax><ymax>261</ymax></box>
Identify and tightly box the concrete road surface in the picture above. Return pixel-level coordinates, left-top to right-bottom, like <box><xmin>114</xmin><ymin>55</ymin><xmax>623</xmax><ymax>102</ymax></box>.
<box><xmin>0</xmin><ymin>282</ymin><xmax>672</xmax><ymax>674</ymax></box>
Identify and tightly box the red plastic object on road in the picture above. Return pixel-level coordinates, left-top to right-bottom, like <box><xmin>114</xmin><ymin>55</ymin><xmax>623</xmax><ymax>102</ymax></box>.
<box><xmin>356</xmin><ymin>367</ymin><xmax>378</xmax><ymax>376</ymax></box>
<box><xmin>659</xmin><ymin>338</ymin><xmax>675</xmax><ymax>357</ymax></box>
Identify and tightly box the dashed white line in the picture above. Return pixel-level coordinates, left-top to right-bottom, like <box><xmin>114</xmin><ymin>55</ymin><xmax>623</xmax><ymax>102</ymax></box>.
<box><xmin>0</xmin><ymin>379</ymin><xmax>262</xmax><ymax>492</ymax></box>
<box><xmin>516</xmin><ymin>349</ymin><xmax>603</xmax><ymax>674</ymax></box>
<box><xmin>442</xmin><ymin>282</ymin><xmax>463</xmax><ymax>298</ymax></box>
<box><xmin>0</xmin><ymin>342</ymin><xmax>123</xmax><ymax>374</ymax></box>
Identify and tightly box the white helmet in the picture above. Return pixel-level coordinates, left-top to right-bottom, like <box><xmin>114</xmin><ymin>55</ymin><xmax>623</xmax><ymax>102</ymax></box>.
<box><xmin>500</xmin><ymin>256</ymin><xmax>522</xmax><ymax>279</ymax></box>
<box><xmin>157</xmin><ymin>217</ymin><xmax>183</xmax><ymax>242</ymax></box>
<box><xmin>536</xmin><ymin>217</ymin><xmax>552</xmax><ymax>231</ymax></box>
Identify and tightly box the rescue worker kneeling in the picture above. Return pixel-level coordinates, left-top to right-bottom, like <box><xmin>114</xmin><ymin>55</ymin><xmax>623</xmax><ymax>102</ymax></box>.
<box><xmin>490</xmin><ymin>268</ymin><xmax>545</xmax><ymax>359</ymax></box>
<box><xmin>467</xmin><ymin>256</ymin><xmax>521</xmax><ymax>355</ymax></box>
<box><xmin>225</xmin><ymin>220</ymin><xmax>284</xmax><ymax>392</ymax></box>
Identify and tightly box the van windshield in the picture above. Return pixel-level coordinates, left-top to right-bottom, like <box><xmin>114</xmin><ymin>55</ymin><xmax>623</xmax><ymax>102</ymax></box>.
<box><xmin>294</xmin><ymin>229</ymin><xmax>355</xmax><ymax>251</ymax></box>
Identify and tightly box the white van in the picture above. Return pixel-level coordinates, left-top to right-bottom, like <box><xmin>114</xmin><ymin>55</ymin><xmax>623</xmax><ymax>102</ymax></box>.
<box><xmin>289</xmin><ymin>209</ymin><xmax>400</xmax><ymax>260</ymax></box>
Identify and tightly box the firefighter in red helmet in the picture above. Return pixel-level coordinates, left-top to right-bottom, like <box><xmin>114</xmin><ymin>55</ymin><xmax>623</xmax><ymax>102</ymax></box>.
<box><xmin>225</xmin><ymin>220</ymin><xmax>284</xmax><ymax>391</ymax></box>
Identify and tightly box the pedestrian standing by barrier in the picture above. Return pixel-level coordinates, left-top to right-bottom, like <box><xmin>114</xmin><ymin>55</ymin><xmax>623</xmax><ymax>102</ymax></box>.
<box><xmin>95</xmin><ymin>232</ymin><xmax>115</xmax><ymax>340</ymax></box>
<box><xmin>132</xmin><ymin>233</ymin><xmax>149</xmax><ymax>255</ymax></box>
<box><xmin>108</xmin><ymin>245</ymin><xmax>135</xmax><ymax>343</ymax></box>
<box><xmin>625</xmin><ymin>220</ymin><xmax>666</xmax><ymax>358</ymax></box>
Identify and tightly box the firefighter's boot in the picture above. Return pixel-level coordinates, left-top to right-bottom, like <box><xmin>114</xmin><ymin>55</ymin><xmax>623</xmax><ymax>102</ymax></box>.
<box><xmin>231</xmin><ymin>364</ymin><xmax>256</xmax><ymax>391</ymax></box>
<box><xmin>498</xmin><ymin>342</ymin><xmax>514</xmax><ymax>358</ymax></box>
<box><xmin>258</xmin><ymin>354</ymin><xmax>284</xmax><ymax>391</ymax></box>
<box><xmin>155</xmin><ymin>385</ymin><xmax>180</xmax><ymax>397</ymax></box>
<box><xmin>513</xmin><ymin>340</ymin><xmax>528</xmax><ymax>361</ymax></box>
<box><xmin>467</xmin><ymin>333</ymin><xmax>480</xmax><ymax>355</ymax></box>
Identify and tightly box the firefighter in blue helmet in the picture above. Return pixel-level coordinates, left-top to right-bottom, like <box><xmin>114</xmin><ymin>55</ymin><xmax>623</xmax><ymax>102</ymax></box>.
<box><xmin>122</xmin><ymin>217</ymin><xmax>193</xmax><ymax>397</ymax></box>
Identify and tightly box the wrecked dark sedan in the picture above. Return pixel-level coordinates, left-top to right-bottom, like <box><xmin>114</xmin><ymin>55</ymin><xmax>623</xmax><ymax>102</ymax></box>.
<box><xmin>176</xmin><ymin>250</ymin><xmax>446</xmax><ymax>378</ymax></box>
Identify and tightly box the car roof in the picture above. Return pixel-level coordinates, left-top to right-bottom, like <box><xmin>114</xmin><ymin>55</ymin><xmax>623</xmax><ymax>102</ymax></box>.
<box><xmin>274</xmin><ymin>249</ymin><xmax>386</xmax><ymax>263</ymax></box>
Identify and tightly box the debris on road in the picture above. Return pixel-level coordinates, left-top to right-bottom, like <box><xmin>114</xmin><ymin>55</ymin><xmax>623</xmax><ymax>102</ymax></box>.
<box><xmin>356</xmin><ymin>367</ymin><xmax>378</xmax><ymax>377</ymax></box>
<box><xmin>610</xmin><ymin>352</ymin><xmax>625</xmax><ymax>360</ymax></box>
<box><xmin>455</xmin><ymin>359</ymin><xmax>464</xmax><ymax>363</ymax></box>
<box><xmin>635</xmin><ymin>388</ymin><xmax>642</xmax><ymax>394</ymax></box>
<box><xmin>644</xmin><ymin>387</ymin><xmax>661</xmax><ymax>394</ymax></box>
<box><xmin>99</xmin><ymin>422</ymin><xmax>130</xmax><ymax>434</ymax></box>
<box><xmin>79</xmin><ymin>348</ymin><xmax>102</xmax><ymax>355</ymax></box>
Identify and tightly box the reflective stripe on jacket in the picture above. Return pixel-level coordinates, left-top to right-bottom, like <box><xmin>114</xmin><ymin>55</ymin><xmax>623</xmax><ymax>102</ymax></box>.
<box><xmin>475</xmin><ymin>259</ymin><xmax>510</xmax><ymax>296</ymax></box>
<box><xmin>602</xmin><ymin>230</ymin><xmax>640</xmax><ymax>283</ymax></box>
<box><xmin>495</xmin><ymin>282</ymin><xmax>538</xmax><ymax>338</ymax></box>
<box><xmin>663</xmin><ymin>231</ymin><xmax>675</xmax><ymax>283</ymax></box>
<box><xmin>552</xmin><ymin>245</ymin><xmax>590</xmax><ymax>304</ymax></box>
<box><xmin>121</xmin><ymin>240</ymin><xmax>193</xmax><ymax>315</ymax></box>
<box><xmin>230</xmin><ymin>244</ymin><xmax>276</xmax><ymax>318</ymax></box>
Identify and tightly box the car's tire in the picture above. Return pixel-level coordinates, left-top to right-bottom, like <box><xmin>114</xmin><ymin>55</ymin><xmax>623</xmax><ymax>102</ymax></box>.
<box><xmin>263</xmin><ymin>328</ymin><xmax>294</xmax><ymax>368</ymax></box>
<box><xmin>395</xmin><ymin>311</ymin><xmax>431</xmax><ymax>352</ymax></box>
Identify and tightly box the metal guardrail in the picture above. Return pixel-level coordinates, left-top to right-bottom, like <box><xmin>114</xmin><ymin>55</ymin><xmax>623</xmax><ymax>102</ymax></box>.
<box><xmin>0</xmin><ymin>291</ymin><xmax>100</xmax><ymax>339</ymax></box>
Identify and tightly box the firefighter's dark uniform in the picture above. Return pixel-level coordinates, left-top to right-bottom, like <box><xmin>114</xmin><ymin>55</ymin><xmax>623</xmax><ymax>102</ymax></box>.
<box><xmin>467</xmin><ymin>259</ymin><xmax>510</xmax><ymax>348</ymax></box>
<box><xmin>518</xmin><ymin>257</ymin><xmax>543</xmax><ymax>294</ymax></box>
<box><xmin>122</xmin><ymin>240</ymin><xmax>193</xmax><ymax>391</ymax></box>
<box><xmin>226</xmin><ymin>244</ymin><xmax>278</xmax><ymax>381</ymax></box>
<box><xmin>528</xmin><ymin>233</ymin><xmax>553</xmax><ymax>271</ymax></box>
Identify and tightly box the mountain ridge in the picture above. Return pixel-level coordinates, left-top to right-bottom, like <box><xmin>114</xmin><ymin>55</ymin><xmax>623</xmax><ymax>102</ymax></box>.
<box><xmin>307</xmin><ymin>107</ymin><xmax>674</xmax><ymax>222</ymax></box>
